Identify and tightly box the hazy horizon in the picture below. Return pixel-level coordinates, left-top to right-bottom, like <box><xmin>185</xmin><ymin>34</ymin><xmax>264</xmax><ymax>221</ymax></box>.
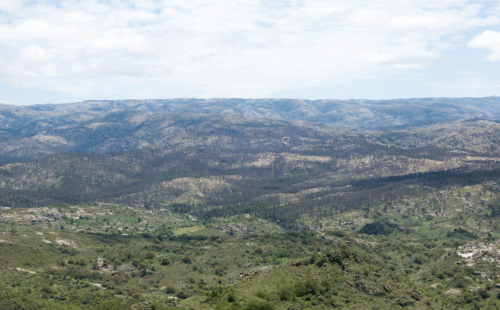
<box><xmin>1</xmin><ymin>1</ymin><xmax>499</xmax><ymax>105</ymax></box>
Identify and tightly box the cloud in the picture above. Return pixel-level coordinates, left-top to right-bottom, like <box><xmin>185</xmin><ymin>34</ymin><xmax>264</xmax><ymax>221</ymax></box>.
<box><xmin>0</xmin><ymin>0</ymin><xmax>499</xmax><ymax>101</ymax></box>
<box><xmin>22</xmin><ymin>45</ymin><xmax>51</xmax><ymax>62</ymax></box>
<box><xmin>0</xmin><ymin>0</ymin><xmax>21</xmax><ymax>11</ymax></box>
<box><xmin>468</xmin><ymin>30</ymin><xmax>500</xmax><ymax>61</ymax></box>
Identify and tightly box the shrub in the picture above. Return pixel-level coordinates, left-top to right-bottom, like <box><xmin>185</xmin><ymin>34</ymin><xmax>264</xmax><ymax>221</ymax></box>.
<box><xmin>165</xmin><ymin>285</ymin><xmax>176</xmax><ymax>294</ymax></box>
<box><xmin>295</xmin><ymin>279</ymin><xmax>318</xmax><ymax>297</ymax></box>
<box><xmin>446</xmin><ymin>228</ymin><xmax>477</xmax><ymax>240</ymax></box>
<box><xmin>245</xmin><ymin>300</ymin><xmax>275</xmax><ymax>310</ymax></box>
<box><xmin>413</xmin><ymin>256</ymin><xmax>423</xmax><ymax>264</ymax></box>
<box><xmin>209</xmin><ymin>286</ymin><xmax>224</xmax><ymax>298</ymax></box>
<box><xmin>256</xmin><ymin>291</ymin><xmax>269</xmax><ymax>300</ymax></box>
<box><xmin>463</xmin><ymin>291</ymin><xmax>474</xmax><ymax>304</ymax></box>
<box><xmin>327</xmin><ymin>230</ymin><xmax>346</xmax><ymax>238</ymax></box>
<box><xmin>278</xmin><ymin>287</ymin><xmax>295</xmax><ymax>301</ymax></box>
<box><xmin>176</xmin><ymin>291</ymin><xmax>189</xmax><ymax>299</ymax></box>
<box><xmin>214</xmin><ymin>267</ymin><xmax>224</xmax><ymax>276</ymax></box>
<box><xmin>359</xmin><ymin>221</ymin><xmax>392</xmax><ymax>235</ymax></box>
<box><xmin>182</xmin><ymin>256</ymin><xmax>192</xmax><ymax>264</ymax></box>
<box><xmin>454</xmin><ymin>276</ymin><xmax>469</xmax><ymax>289</ymax></box>
<box><xmin>93</xmin><ymin>299</ymin><xmax>130</xmax><ymax>310</ymax></box>
<box><xmin>150</xmin><ymin>302</ymin><xmax>169</xmax><ymax>310</ymax></box>
<box><xmin>325</xmin><ymin>248</ymin><xmax>351</xmax><ymax>267</ymax></box>
<box><xmin>321</xmin><ymin>279</ymin><xmax>331</xmax><ymax>293</ymax></box>
<box><xmin>103</xmin><ymin>281</ymin><xmax>116</xmax><ymax>290</ymax></box>
<box><xmin>0</xmin><ymin>298</ymin><xmax>35</xmax><ymax>310</ymax></box>
<box><xmin>478</xmin><ymin>288</ymin><xmax>489</xmax><ymax>299</ymax></box>
<box><xmin>41</xmin><ymin>285</ymin><xmax>54</xmax><ymax>294</ymax></box>
<box><xmin>161</xmin><ymin>258</ymin><xmax>170</xmax><ymax>266</ymax></box>
<box><xmin>110</xmin><ymin>271</ymin><xmax>129</xmax><ymax>284</ymax></box>
<box><xmin>132</xmin><ymin>260</ymin><xmax>146</xmax><ymax>269</ymax></box>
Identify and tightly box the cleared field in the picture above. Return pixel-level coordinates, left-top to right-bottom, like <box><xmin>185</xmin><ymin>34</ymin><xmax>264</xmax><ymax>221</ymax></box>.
<box><xmin>174</xmin><ymin>226</ymin><xmax>203</xmax><ymax>235</ymax></box>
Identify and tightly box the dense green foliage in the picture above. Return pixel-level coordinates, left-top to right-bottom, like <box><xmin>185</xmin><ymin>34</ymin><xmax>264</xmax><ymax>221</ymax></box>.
<box><xmin>1</xmin><ymin>179</ymin><xmax>500</xmax><ymax>309</ymax></box>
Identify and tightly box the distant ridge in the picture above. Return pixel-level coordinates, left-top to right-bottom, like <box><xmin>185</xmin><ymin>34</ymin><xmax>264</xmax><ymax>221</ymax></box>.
<box><xmin>4</xmin><ymin>97</ymin><xmax>500</xmax><ymax>130</ymax></box>
<box><xmin>1</xmin><ymin>97</ymin><xmax>500</xmax><ymax>164</ymax></box>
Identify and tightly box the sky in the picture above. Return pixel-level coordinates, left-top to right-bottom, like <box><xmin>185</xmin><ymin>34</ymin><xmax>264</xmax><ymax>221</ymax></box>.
<box><xmin>0</xmin><ymin>0</ymin><xmax>499</xmax><ymax>105</ymax></box>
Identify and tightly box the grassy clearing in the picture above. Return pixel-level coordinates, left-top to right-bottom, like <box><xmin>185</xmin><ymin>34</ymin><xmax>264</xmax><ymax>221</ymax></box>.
<box><xmin>174</xmin><ymin>226</ymin><xmax>203</xmax><ymax>236</ymax></box>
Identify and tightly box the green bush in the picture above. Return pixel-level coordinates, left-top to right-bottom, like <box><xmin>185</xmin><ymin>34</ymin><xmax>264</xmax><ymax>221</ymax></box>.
<box><xmin>150</xmin><ymin>302</ymin><xmax>171</xmax><ymax>310</ymax></box>
<box><xmin>208</xmin><ymin>286</ymin><xmax>224</xmax><ymax>298</ymax></box>
<box><xmin>278</xmin><ymin>287</ymin><xmax>295</xmax><ymax>301</ymax></box>
<box><xmin>453</xmin><ymin>276</ymin><xmax>469</xmax><ymax>289</ymax></box>
<box><xmin>321</xmin><ymin>279</ymin><xmax>331</xmax><ymax>293</ymax></box>
<box><xmin>245</xmin><ymin>300</ymin><xmax>275</xmax><ymax>310</ymax></box>
<box><xmin>93</xmin><ymin>299</ymin><xmax>130</xmax><ymax>310</ymax></box>
<box><xmin>255</xmin><ymin>291</ymin><xmax>269</xmax><ymax>300</ymax></box>
<box><xmin>463</xmin><ymin>291</ymin><xmax>475</xmax><ymax>304</ymax></box>
<box><xmin>0</xmin><ymin>297</ymin><xmax>35</xmax><ymax>310</ymax></box>
<box><xmin>478</xmin><ymin>288</ymin><xmax>489</xmax><ymax>299</ymax></box>
<box><xmin>161</xmin><ymin>258</ymin><xmax>170</xmax><ymax>266</ymax></box>
<box><xmin>110</xmin><ymin>271</ymin><xmax>129</xmax><ymax>284</ymax></box>
<box><xmin>176</xmin><ymin>291</ymin><xmax>189</xmax><ymax>299</ymax></box>
<box><xmin>295</xmin><ymin>279</ymin><xmax>318</xmax><ymax>297</ymax></box>
<box><xmin>214</xmin><ymin>266</ymin><xmax>224</xmax><ymax>276</ymax></box>
<box><xmin>359</xmin><ymin>221</ymin><xmax>392</xmax><ymax>235</ymax></box>
<box><xmin>165</xmin><ymin>285</ymin><xmax>176</xmax><ymax>294</ymax></box>
<box><xmin>103</xmin><ymin>281</ymin><xmax>116</xmax><ymax>290</ymax></box>
<box><xmin>41</xmin><ymin>284</ymin><xmax>54</xmax><ymax>294</ymax></box>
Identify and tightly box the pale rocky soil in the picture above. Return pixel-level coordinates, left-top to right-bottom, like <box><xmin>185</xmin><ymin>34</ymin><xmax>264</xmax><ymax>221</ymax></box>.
<box><xmin>161</xmin><ymin>176</ymin><xmax>235</xmax><ymax>204</ymax></box>
<box><xmin>243</xmin><ymin>152</ymin><xmax>332</xmax><ymax>168</ymax></box>
<box><xmin>456</xmin><ymin>242</ymin><xmax>500</xmax><ymax>266</ymax></box>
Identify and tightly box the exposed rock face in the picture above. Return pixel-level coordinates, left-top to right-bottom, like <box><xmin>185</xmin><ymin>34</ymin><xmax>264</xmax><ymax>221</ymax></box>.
<box><xmin>456</xmin><ymin>241</ymin><xmax>500</xmax><ymax>266</ymax></box>
<box><xmin>356</xmin><ymin>279</ymin><xmax>384</xmax><ymax>296</ymax></box>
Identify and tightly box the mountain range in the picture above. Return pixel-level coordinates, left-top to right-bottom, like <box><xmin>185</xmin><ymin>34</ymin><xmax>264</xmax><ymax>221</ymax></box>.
<box><xmin>1</xmin><ymin>97</ymin><xmax>500</xmax><ymax>164</ymax></box>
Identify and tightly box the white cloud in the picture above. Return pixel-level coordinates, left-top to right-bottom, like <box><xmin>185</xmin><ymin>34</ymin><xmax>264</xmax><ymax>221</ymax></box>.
<box><xmin>468</xmin><ymin>30</ymin><xmax>500</xmax><ymax>61</ymax></box>
<box><xmin>22</xmin><ymin>45</ymin><xmax>51</xmax><ymax>62</ymax></box>
<box><xmin>0</xmin><ymin>0</ymin><xmax>21</xmax><ymax>11</ymax></box>
<box><xmin>0</xmin><ymin>0</ymin><xmax>499</xmax><ymax>100</ymax></box>
<box><xmin>91</xmin><ymin>29</ymin><xmax>147</xmax><ymax>52</ymax></box>
<box><xmin>17</xmin><ymin>19</ymin><xmax>51</xmax><ymax>34</ymax></box>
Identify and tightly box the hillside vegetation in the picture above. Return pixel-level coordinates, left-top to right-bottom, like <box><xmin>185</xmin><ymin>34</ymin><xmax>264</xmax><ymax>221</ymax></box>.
<box><xmin>0</xmin><ymin>98</ymin><xmax>500</xmax><ymax>309</ymax></box>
